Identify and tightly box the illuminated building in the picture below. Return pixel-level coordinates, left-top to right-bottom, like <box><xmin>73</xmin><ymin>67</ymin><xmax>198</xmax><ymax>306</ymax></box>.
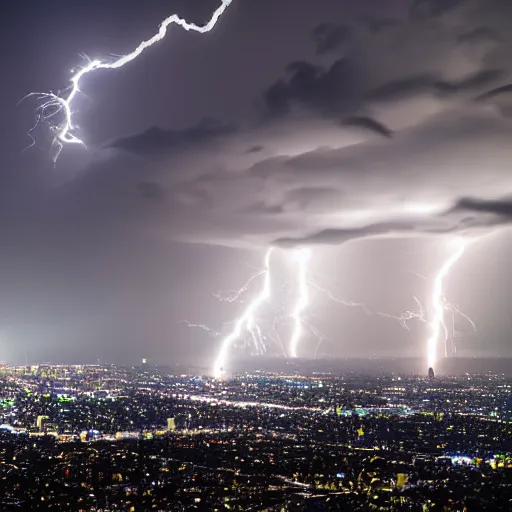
<box><xmin>397</xmin><ymin>473</ymin><xmax>408</xmax><ymax>489</ymax></box>
<box><xmin>36</xmin><ymin>415</ymin><xmax>48</xmax><ymax>431</ymax></box>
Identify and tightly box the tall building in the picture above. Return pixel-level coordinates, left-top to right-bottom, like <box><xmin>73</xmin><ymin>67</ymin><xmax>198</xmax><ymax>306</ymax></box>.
<box><xmin>36</xmin><ymin>415</ymin><xmax>48</xmax><ymax>431</ymax></box>
<box><xmin>167</xmin><ymin>417</ymin><xmax>176</xmax><ymax>432</ymax></box>
<box><xmin>428</xmin><ymin>367</ymin><xmax>435</xmax><ymax>381</ymax></box>
<box><xmin>397</xmin><ymin>473</ymin><xmax>408</xmax><ymax>490</ymax></box>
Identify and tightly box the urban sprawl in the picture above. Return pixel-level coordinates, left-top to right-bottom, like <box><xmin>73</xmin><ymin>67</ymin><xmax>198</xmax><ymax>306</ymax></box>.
<box><xmin>0</xmin><ymin>363</ymin><xmax>511</xmax><ymax>510</ymax></box>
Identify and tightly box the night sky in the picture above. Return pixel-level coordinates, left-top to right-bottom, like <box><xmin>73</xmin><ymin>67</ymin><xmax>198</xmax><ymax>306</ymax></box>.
<box><xmin>2</xmin><ymin>0</ymin><xmax>512</xmax><ymax>366</ymax></box>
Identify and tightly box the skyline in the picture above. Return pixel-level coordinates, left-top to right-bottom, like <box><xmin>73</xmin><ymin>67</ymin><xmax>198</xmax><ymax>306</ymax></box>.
<box><xmin>2</xmin><ymin>0</ymin><xmax>512</xmax><ymax>366</ymax></box>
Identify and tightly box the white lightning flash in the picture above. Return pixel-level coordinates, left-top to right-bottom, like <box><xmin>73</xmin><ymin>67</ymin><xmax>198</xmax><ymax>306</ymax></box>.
<box><xmin>207</xmin><ymin>247</ymin><xmax>373</xmax><ymax>375</ymax></box>
<box><xmin>309</xmin><ymin>281</ymin><xmax>371</xmax><ymax>315</ymax></box>
<box><xmin>289</xmin><ymin>248</ymin><xmax>312</xmax><ymax>358</ymax></box>
<box><xmin>213</xmin><ymin>269</ymin><xmax>266</xmax><ymax>303</ymax></box>
<box><xmin>212</xmin><ymin>248</ymin><xmax>273</xmax><ymax>378</ymax></box>
<box><xmin>427</xmin><ymin>237</ymin><xmax>467</xmax><ymax>369</ymax></box>
<box><xmin>180</xmin><ymin>320</ymin><xmax>221</xmax><ymax>338</ymax></box>
<box><xmin>379</xmin><ymin>296</ymin><xmax>426</xmax><ymax>331</ymax></box>
<box><xmin>26</xmin><ymin>0</ymin><xmax>233</xmax><ymax>162</ymax></box>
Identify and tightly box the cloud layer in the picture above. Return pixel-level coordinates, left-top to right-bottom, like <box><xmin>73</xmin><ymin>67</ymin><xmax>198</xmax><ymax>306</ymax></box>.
<box><xmin>65</xmin><ymin>0</ymin><xmax>512</xmax><ymax>248</ymax></box>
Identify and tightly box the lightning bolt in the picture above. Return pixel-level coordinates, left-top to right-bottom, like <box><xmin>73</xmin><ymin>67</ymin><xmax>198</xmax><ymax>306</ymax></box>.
<box><xmin>194</xmin><ymin>237</ymin><xmax>473</xmax><ymax>375</ymax></box>
<box><xmin>213</xmin><ymin>269</ymin><xmax>266</xmax><ymax>303</ymax></box>
<box><xmin>212</xmin><ymin>248</ymin><xmax>273</xmax><ymax>378</ymax></box>
<box><xmin>427</xmin><ymin>237</ymin><xmax>467</xmax><ymax>370</ymax></box>
<box><xmin>379</xmin><ymin>296</ymin><xmax>426</xmax><ymax>331</ymax></box>
<box><xmin>444</xmin><ymin>302</ymin><xmax>476</xmax><ymax>334</ymax></box>
<box><xmin>289</xmin><ymin>248</ymin><xmax>311</xmax><ymax>358</ymax></box>
<box><xmin>24</xmin><ymin>0</ymin><xmax>233</xmax><ymax>162</ymax></box>
<box><xmin>380</xmin><ymin>237</ymin><xmax>476</xmax><ymax>367</ymax></box>
<box><xmin>179</xmin><ymin>320</ymin><xmax>221</xmax><ymax>338</ymax></box>
<box><xmin>309</xmin><ymin>281</ymin><xmax>371</xmax><ymax>315</ymax></box>
<box><xmin>208</xmin><ymin>247</ymin><xmax>374</xmax><ymax>376</ymax></box>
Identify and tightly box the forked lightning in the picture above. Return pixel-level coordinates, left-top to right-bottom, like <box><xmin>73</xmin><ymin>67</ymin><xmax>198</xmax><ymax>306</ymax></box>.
<box><xmin>427</xmin><ymin>238</ymin><xmax>468</xmax><ymax>369</ymax></box>
<box><xmin>25</xmin><ymin>0</ymin><xmax>233</xmax><ymax>162</ymax></box>
<box><xmin>212</xmin><ymin>248</ymin><xmax>274</xmax><ymax>378</ymax></box>
<box><xmin>210</xmin><ymin>248</ymin><xmax>373</xmax><ymax>377</ymax></box>
<box><xmin>205</xmin><ymin>238</ymin><xmax>473</xmax><ymax>376</ymax></box>
<box><xmin>288</xmin><ymin>248</ymin><xmax>311</xmax><ymax>359</ymax></box>
<box><xmin>381</xmin><ymin>238</ymin><xmax>474</xmax><ymax>369</ymax></box>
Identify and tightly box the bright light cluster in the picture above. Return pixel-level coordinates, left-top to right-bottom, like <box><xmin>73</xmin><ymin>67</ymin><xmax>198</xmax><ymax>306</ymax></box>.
<box><xmin>25</xmin><ymin>0</ymin><xmax>233</xmax><ymax>162</ymax></box>
<box><xmin>187</xmin><ymin>393</ymin><xmax>321</xmax><ymax>413</ymax></box>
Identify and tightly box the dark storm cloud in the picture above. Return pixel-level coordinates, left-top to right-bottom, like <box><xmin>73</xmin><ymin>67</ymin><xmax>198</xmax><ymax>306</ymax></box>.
<box><xmin>365</xmin><ymin>70</ymin><xmax>504</xmax><ymax>104</ymax></box>
<box><xmin>312</xmin><ymin>23</ymin><xmax>350</xmax><ymax>55</ymax></box>
<box><xmin>454</xmin><ymin>196</ymin><xmax>512</xmax><ymax>218</ymax></box>
<box><xmin>457</xmin><ymin>27</ymin><xmax>498</xmax><ymax>45</ymax></box>
<box><xmin>137</xmin><ymin>182</ymin><xmax>165</xmax><ymax>201</ymax></box>
<box><xmin>110</xmin><ymin>118</ymin><xmax>235</xmax><ymax>156</ymax></box>
<box><xmin>365</xmin><ymin>69</ymin><xmax>503</xmax><ymax>104</ymax></box>
<box><xmin>362</xmin><ymin>17</ymin><xmax>400</xmax><ymax>33</ymax></box>
<box><xmin>272</xmin><ymin>209</ymin><xmax>494</xmax><ymax>247</ymax></box>
<box><xmin>263</xmin><ymin>58</ymin><xmax>359</xmax><ymax>115</ymax></box>
<box><xmin>435</xmin><ymin>69</ymin><xmax>504</xmax><ymax>95</ymax></box>
<box><xmin>476</xmin><ymin>84</ymin><xmax>512</xmax><ymax>102</ymax></box>
<box><xmin>6</xmin><ymin>0</ymin><xmax>512</xmax><ymax>365</ymax></box>
<box><xmin>244</xmin><ymin>145</ymin><xmax>264</xmax><ymax>154</ymax></box>
<box><xmin>281</xmin><ymin>187</ymin><xmax>345</xmax><ymax>213</ymax></box>
<box><xmin>243</xmin><ymin>187</ymin><xmax>345</xmax><ymax>216</ymax></box>
<box><xmin>475</xmin><ymin>83</ymin><xmax>512</xmax><ymax>118</ymax></box>
<box><xmin>272</xmin><ymin>217</ymin><xmax>465</xmax><ymax>248</ymax></box>
<box><xmin>263</xmin><ymin>5</ymin><xmax>505</xmax><ymax>122</ymax></box>
<box><xmin>367</xmin><ymin>74</ymin><xmax>437</xmax><ymax>103</ymax></box>
<box><xmin>274</xmin><ymin>222</ymin><xmax>419</xmax><ymax>247</ymax></box>
<box><xmin>409</xmin><ymin>0</ymin><xmax>467</xmax><ymax>20</ymax></box>
<box><xmin>340</xmin><ymin>116</ymin><xmax>393</xmax><ymax>138</ymax></box>
<box><xmin>70</xmin><ymin>0</ymin><xmax>512</xmax><ymax>249</ymax></box>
